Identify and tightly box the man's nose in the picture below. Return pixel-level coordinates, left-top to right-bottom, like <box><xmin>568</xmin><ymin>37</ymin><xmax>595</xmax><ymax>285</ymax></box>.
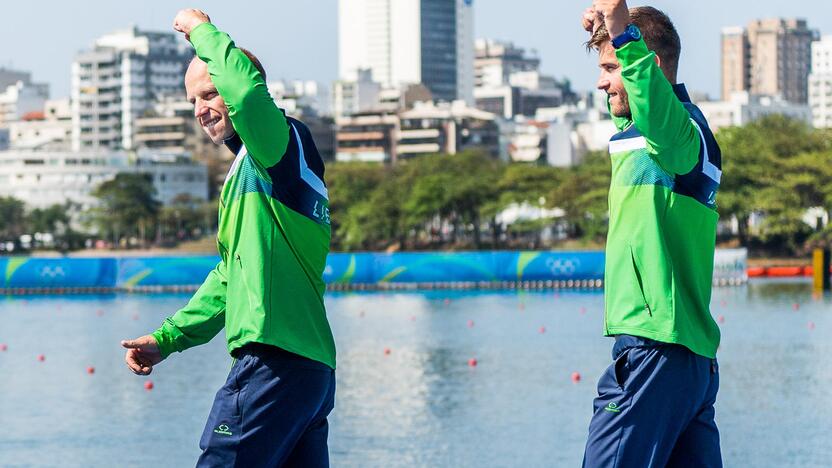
<box><xmin>597</xmin><ymin>75</ymin><xmax>610</xmax><ymax>91</ymax></box>
<box><xmin>194</xmin><ymin>102</ymin><xmax>207</xmax><ymax>118</ymax></box>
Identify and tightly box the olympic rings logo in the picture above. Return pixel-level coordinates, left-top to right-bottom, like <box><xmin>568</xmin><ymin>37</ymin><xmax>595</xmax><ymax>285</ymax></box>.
<box><xmin>545</xmin><ymin>257</ymin><xmax>579</xmax><ymax>276</ymax></box>
<box><xmin>39</xmin><ymin>266</ymin><xmax>66</xmax><ymax>279</ymax></box>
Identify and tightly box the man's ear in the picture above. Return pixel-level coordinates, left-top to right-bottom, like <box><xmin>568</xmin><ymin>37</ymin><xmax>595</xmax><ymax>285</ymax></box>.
<box><xmin>654</xmin><ymin>54</ymin><xmax>661</xmax><ymax>69</ymax></box>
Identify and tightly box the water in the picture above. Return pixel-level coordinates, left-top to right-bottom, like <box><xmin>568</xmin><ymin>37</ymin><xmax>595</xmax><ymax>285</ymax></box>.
<box><xmin>0</xmin><ymin>279</ymin><xmax>829</xmax><ymax>467</ymax></box>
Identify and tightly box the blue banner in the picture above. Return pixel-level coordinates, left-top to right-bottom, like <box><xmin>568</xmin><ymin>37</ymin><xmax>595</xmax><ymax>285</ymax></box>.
<box><xmin>0</xmin><ymin>249</ymin><xmax>743</xmax><ymax>289</ymax></box>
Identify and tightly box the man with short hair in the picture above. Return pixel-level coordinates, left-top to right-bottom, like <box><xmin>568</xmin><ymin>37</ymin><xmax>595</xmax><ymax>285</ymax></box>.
<box><xmin>581</xmin><ymin>1</ymin><xmax>723</xmax><ymax>466</ymax></box>
<box><xmin>120</xmin><ymin>9</ymin><xmax>336</xmax><ymax>467</ymax></box>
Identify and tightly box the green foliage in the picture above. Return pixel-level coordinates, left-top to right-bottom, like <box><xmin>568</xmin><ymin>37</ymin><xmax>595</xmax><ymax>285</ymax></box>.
<box><xmin>91</xmin><ymin>173</ymin><xmax>161</xmax><ymax>247</ymax></box>
<box><xmin>329</xmin><ymin>149</ymin><xmax>604</xmax><ymax>251</ymax></box>
<box><xmin>717</xmin><ymin>115</ymin><xmax>832</xmax><ymax>253</ymax></box>
<box><xmin>0</xmin><ymin>196</ymin><xmax>26</xmax><ymax>242</ymax></box>
<box><xmin>550</xmin><ymin>151</ymin><xmax>611</xmax><ymax>242</ymax></box>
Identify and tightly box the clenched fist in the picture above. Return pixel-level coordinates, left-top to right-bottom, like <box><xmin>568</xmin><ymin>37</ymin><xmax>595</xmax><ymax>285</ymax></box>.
<box><xmin>592</xmin><ymin>0</ymin><xmax>629</xmax><ymax>38</ymax></box>
<box><xmin>173</xmin><ymin>8</ymin><xmax>211</xmax><ymax>40</ymax></box>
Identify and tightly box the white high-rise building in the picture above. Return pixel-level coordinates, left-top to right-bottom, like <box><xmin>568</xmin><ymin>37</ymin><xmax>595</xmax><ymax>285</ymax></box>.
<box><xmin>71</xmin><ymin>26</ymin><xmax>192</xmax><ymax>151</ymax></box>
<box><xmin>810</xmin><ymin>36</ymin><xmax>832</xmax><ymax>128</ymax></box>
<box><xmin>338</xmin><ymin>0</ymin><xmax>474</xmax><ymax>104</ymax></box>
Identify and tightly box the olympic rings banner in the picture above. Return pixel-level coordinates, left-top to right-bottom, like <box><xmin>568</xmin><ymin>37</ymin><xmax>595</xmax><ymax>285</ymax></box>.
<box><xmin>0</xmin><ymin>249</ymin><xmax>746</xmax><ymax>289</ymax></box>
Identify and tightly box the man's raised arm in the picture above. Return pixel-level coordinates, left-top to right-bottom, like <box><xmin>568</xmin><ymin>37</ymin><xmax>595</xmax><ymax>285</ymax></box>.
<box><xmin>174</xmin><ymin>9</ymin><xmax>290</xmax><ymax>167</ymax></box>
<box><xmin>595</xmin><ymin>0</ymin><xmax>700</xmax><ymax>175</ymax></box>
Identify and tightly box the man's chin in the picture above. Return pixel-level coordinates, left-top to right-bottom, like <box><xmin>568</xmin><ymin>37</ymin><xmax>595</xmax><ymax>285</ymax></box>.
<box><xmin>611</xmin><ymin>107</ymin><xmax>631</xmax><ymax>119</ymax></box>
<box><xmin>203</xmin><ymin>129</ymin><xmax>225</xmax><ymax>145</ymax></box>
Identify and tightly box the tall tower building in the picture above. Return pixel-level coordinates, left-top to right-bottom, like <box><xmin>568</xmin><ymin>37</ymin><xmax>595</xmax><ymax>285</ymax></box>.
<box><xmin>720</xmin><ymin>27</ymin><xmax>749</xmax><ymax>101</ymax></box>
<box><xmin>71</xmin><ymin>26</ymin><xmax>192</xmax><ymax>151</ymax></box>
<box><xmin>810</xmin><ymin>36</ymin><xmax>832</xmax><ymax>128</ymax></box>
<box><xmin>721</xmin><ymin>18</ymin><xmax>817</xmax><ymax>103</ymax></box>
<box><xmin>338</xmin><ymin>0</ymin><xmax>474</xmax><ymax>104</ymax></box>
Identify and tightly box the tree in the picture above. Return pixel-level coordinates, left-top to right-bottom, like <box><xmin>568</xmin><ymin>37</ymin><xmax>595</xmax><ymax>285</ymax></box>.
<box><xmin>158</xmin><ymin>193</ymin><xmax>209</xmax><ymax>243</ymax></box>
<box><xmin>549</xmin><ymin>151</ymin><xmax>610</xmax><ymax>242</ymax></box>
<box><xmin>91</xmin><ymin>173</ymin><xmax>161</xmax><ymax>248</ymax></box>
<box><xmin>716</xmin><ymin>115</ymin><xmax>829</xmax><ymax>248</ymax></box>
<box><xmin>0</xmin><ymin>196</ymin><xmax>26</xmax><ymax>244</ymax></box>
<box><xmin>326</xmin><ymin>162</ymin><xmax>386</xmax><ymax>250</ymax></box>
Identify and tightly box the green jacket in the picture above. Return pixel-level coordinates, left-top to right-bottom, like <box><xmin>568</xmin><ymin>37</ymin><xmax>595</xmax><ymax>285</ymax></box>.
<box><xmin>152</xmin><ymin>23</ymin><xmax>336</xmax><ymax>368</ymax></box>
<box><xmin>604</xmin><ymin>38</ymin><xmax>722</xmax><ymax>358</ymax></box>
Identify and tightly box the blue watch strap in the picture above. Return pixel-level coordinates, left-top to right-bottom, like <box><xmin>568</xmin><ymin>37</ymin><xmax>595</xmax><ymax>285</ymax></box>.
<box><xmin>611</xmin><ymin>24</ymin><xmax>642</xmax><ymax>49</ymax></box>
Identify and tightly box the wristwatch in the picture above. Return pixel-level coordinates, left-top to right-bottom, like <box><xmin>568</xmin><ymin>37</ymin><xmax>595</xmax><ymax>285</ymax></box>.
<box><xmin>611</xmin><ymin>23</ymin><xmax>642</xmax><ymax>49</ymax></box>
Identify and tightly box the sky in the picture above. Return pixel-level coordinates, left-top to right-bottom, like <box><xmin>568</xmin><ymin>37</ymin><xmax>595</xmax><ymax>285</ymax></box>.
<box><xmin>2</xmin><ymin>0</ymin><xmax>830</xmax><ymax>100</ymax></box>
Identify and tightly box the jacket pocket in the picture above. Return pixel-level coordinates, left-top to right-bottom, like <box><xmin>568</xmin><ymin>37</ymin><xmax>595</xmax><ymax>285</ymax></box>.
<box><xmin>629</xmin><ymin>244</ymin><xmax>653</xmax><ymax>317</ymax></box>
<box><xmin>234</xmin><ymin>253</ymin><xmax>258</xmax><ymax>310</ymax></box>
<box><xmin>613</xmin><ymin>348</ymin><xmax>632</xmax><ymax>389</ymax></box>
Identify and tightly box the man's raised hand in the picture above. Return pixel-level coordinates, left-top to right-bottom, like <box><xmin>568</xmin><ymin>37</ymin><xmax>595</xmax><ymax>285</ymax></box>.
<box><xmin>173</xmin><ymin>9</ymin><xmax>211</xmax><ymax>40</ymax></box>
<box><xmin>592</xmin><ymin>0</ymin><xmax>630</xmax><ymax>38</ymax></box>
<box><xmin>582</xmin><ymin>7</ymin><xmax>602</xmax><ymax>34</ymax></box>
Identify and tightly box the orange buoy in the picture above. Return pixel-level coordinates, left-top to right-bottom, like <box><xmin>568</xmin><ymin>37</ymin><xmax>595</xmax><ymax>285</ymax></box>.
<box><xmin>571</xmin><ymin>372</ymin><xmax>581</xmax><ymax>383</ymax></box>
<box><xmin>384</xmin><ymin>347</ymin><xmax>391</xmax><ymax>355</ymax></box>
<box><xmin>144</xmin><ymin>380</ymin><xmax>154</xmax><ymax>390</ymax></box>
<box><xmin>87</xmin><ymin>366</ymin><xmax>95</xmax><ymax>374</ymax></box>
<box><xmin>468</xmin><ymin>358</ymin><xmax>478</xmax><ymax>367</ymax></box>
<box><xmin>37</xmin><ymin>354</ymin><xmax>45</xmax><ymax>362</ymax></box>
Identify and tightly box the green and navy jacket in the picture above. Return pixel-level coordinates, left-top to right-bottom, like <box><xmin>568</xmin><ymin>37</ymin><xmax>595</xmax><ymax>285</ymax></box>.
<box><xmin>604</xmin><ymin>38</ymin><xmax>722</xmax><ymax>359</ymax></box>
<box><xmin>152</xmin><ymin>23</ymin><xmax>336</xmax><ymax>369</ymax></box>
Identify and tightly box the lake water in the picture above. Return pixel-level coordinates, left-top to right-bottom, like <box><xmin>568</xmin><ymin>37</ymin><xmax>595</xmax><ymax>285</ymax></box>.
<box><xmin>0</xmin><ymin>279</ymin><xmax>829</xmax><ymax>467</ymax></box>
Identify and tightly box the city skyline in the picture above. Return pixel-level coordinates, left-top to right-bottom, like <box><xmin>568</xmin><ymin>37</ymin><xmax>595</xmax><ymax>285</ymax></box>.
<box><xmin>3</xmin><ymin>0</ymin><xmax>831</xmax><ymax>101</ymax></box>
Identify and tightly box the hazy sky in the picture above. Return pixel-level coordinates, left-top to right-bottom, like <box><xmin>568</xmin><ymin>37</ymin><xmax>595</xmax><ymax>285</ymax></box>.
<box><xmin>2</xmin><ymin>0</ymin><xmax>830</xmax><ymax>100</ymax></box>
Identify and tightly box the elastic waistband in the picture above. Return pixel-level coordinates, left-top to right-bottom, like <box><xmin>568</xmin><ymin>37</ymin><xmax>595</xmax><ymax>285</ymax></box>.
<box><xmin>232</xmin><ymin>342</ymin><xmax>332</xmax><ymax>371</ymax></box>
<box><xmin>612</xmin><ymin>334</ymin><xmax>665</xmax><ymax>359</ymax></box>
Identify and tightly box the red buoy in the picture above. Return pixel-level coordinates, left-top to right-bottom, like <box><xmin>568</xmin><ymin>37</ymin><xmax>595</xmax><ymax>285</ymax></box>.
<box><xmin>539</xmin><ymin>326</ymin><xmax>546</xmax><ymax>334</ymax></box>
<box><xmin>0</xmin><ymin>343</ymin><xmax>7</xmax><ymax>352</ymax></box>
<box><xmin>144</xmin><ymin>380</ymin><xmax>154</xmax><ymax>390</ymax></box>
<box><xmin>580</xmin><ymin>307</ymin><xmax>587</xmax><ymax>315</ymax></box>
<box><xmin>384</xmin><ymin>347</ymin><xmax>391</xmax><ymax>355</ymax></box>
<box><xmin>792</xmin><ymin>303</ymin><xmax>800</xmax><ymax>311</ymax></box>
<box><xmin>96</xmin><ymin>309</ymin><xmax>104</xmax><ymax>317</ymax></box>
<box><xmin>717</xmin><ymin>315</ymin><xmax>725</xmax><ymax>324</ymax></box>
<box><xmin>571</xmin><ymin>372</ymin><xmax>581</xmax><ymax>383</ymax></box>
<box><xmin>468</xmin><ymin>358</ymin><xmax>478</xmax><ymax>367</ymax></box>
<box><xmin>87</xmin><ymin>366</ymin><xmax>95</xmax><ymax>374</ymax></box>
<box><xmin>37</xmin><ymin>354</ymin><xmax>45</xmax><ymax>362</ymax></box>
<box><xmin>467</xmin><ymin>320</ymin><xmax>475</xmax><ymax>328</ymax></box>
<box><xmin>808</xmin><ymin>321</ymin><xmax>816</xmax><ymax>330</ymax></box>
<box><xmin>444</xmin><ymin>298</ymin><xmax>451</xmax><ymax>306</ymax></box>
